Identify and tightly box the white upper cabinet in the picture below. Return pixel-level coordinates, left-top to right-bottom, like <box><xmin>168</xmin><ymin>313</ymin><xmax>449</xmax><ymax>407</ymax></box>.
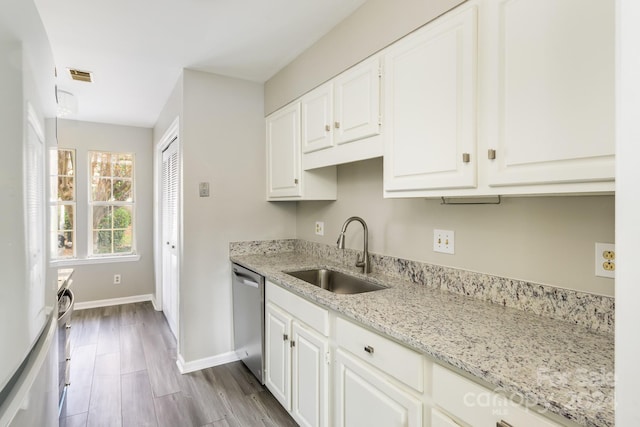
<box><xmin>384</xmin><ymin>3</ymin><xmax>478</xmax><ymax>193</ymax></box>
<box><xmin>302</xmin><ymin>82</ymin><xmax>334</xmax><ymax>154</ymax></box>
<box><xmin>333</xmin><ymin>56</ymin><xmax>382</xmax><ymax>145</ymax></box>
<box><xmin>301</xmin><ymin>56</ymin><xmax>383</xmax><ymax>170</ymax></box>
<box><xmin>483</xmin><ymin>0</ymin><xmax>615</xmax><ymax>188</ymax></box>
<box><xmin>383</xmin><ymin>0</ymin><xmax>615</xmax><ymax>198</ymax></box>
<box><xmin>266</xmin><ymin>102</ymin><xmax>337</xmax><ymax>201</ymax></box>
<box><xmin>267</xmin><ymin>102</ymin><xmax>301</xmax><ymax>198</ymax></box>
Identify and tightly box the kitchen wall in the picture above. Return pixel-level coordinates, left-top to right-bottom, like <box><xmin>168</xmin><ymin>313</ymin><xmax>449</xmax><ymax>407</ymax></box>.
<box><xmin>55</xmin><ymin>119</ymin><xmax>155</xmax><ymax>303</ymax></box>
<box><xmin>154</xmin><ymin>69</ymin><xmax>297</xmax><ymax>366</ymax></box>
<box><xmin>297</xmin><ymin>158</ymin><xmax>615</xmax><ymax>296</ymax></box>
<box><xmin>267</xmin><ymin>0</ymin><xmax>616</xmax><ymax>297</ymax></box>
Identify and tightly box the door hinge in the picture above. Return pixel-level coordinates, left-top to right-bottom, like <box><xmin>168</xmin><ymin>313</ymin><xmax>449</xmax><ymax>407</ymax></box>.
<box><xmin>290</xmin><ymin>340</ymin><xmax>296</xmax><ymax>348</ymax></box>
<box><xmin>283</xmin><ymin>333</ymin><xmax>288</xmax><ymax>341</ymax></box>
<box><xmin>488</xmin><ymin>149</ymin><xmax>496</xmax><ymax>160</ymax></box>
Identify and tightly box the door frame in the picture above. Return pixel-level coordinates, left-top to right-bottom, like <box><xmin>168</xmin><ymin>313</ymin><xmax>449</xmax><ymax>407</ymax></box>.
<box><xmin>154</xmin><ymin>116</ymin><xmax>181</xmax><ymax>339</ymax></box>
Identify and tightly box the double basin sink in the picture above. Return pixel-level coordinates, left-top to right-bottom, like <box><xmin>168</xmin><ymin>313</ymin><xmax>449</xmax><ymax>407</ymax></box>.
<box><xmin>285</xmin><ymin>268</ymin><xmax>386</xmax><ymax>295</ymax></box>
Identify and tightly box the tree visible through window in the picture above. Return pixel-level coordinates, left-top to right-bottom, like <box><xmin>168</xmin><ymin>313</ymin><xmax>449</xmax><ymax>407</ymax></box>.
<box><xmin>89</xmin><ymin>151</ymin><xmax>135</xmax><ymax>255</ymax></box>
<box><xmin>50</xmin><ymin>149</ymin><xmax>76</xmax><ymax>259</ymax></box>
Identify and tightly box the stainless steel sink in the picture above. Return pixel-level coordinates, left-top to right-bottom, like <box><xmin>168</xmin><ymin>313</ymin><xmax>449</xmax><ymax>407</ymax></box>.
<box><xmin>285</xmin><ymin>269</ymin><xmax>386</xmax><ymax>294</ymax></box>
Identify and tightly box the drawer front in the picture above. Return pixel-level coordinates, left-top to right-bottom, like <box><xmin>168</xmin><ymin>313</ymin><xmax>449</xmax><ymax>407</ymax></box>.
<box><xmin>433</xmin><ymin>364</ymin><xmax>562</xmax><ymax>427</ymax></box>
<box><xmin>335</xmin><ymin>316</ymin><xmax>423</xmax><ymax>392</ymax></box>
<box><xmin>266</xmin><ymin>280</ymin><xmax>329</xmax><ymax>336</ymax></box>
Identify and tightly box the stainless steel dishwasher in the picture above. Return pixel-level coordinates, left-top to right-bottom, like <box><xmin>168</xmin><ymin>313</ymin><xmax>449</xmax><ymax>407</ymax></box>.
<box><xmin>231</xmin><ymin>263</ymin><xmax>265</xmax><ymax>384</ymax></box>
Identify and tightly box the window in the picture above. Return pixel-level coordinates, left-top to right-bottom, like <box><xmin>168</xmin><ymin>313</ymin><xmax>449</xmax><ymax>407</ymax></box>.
<box><xmin>50</xmin><ymin>149</ymin><xmax>76</xmax><ymax>259</ymax></box>
<box><xmin>89</xmin><ymin>151</ymin><xmax>135</xmax><ymax>256</ymax></box>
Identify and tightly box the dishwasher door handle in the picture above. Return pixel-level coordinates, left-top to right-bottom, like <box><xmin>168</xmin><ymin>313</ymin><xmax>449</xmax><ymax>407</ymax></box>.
<box><xmin>233</xmin><ymin>270</ymin><xmax>260</xmax><ymax>289</ymax></box>
<box><xmin>239</xmin><ymin>278</ymin><xmax>259</xmax><ymax>288</ymax></box>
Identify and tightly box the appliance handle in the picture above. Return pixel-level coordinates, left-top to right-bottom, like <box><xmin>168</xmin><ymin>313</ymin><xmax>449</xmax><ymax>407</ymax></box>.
<box><xmin>238</xmin><ymin>278</ymin><xmax>259</xmax><ymax>289</ymax></box>
<box><xmin>233</xmin><ymin>269</ymin><xmax>261</xmax><ymax>289</ymax></box>
<box><xmin>57</xmin><ymin>289</ymin><xmax>75</xmax><ymax>325</ymax></box>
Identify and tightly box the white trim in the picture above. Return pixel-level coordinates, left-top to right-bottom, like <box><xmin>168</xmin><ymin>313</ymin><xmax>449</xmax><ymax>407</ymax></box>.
<box><xmin>175</xmin><ymin>351</ymin><xmax>240</xmax><ymax>374</ymax></box>
<box><xmin>74</xmin><ymin>293</ymin><xmax>153</xmax><ymax>310</ymax></box>
<box><xmin>50</xmin><ymin>254</ymin><xmax>141</xmax><ymax>267</ymax></box>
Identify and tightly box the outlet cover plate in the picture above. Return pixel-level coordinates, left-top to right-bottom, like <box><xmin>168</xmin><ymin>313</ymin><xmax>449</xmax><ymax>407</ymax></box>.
<box><xmin>595</xmin><ymin>242</ymin><xmax>615</xmax><ymax>279</ymax></box>
<box><xmin>434</xmin><ymin>229</ymin><xmax>455</xmax><ymax>254</ymax></box>
<box><xmin>315</xmin><ymin>221</ymin><xmax>324</xmax><ymax>236</ymax></box>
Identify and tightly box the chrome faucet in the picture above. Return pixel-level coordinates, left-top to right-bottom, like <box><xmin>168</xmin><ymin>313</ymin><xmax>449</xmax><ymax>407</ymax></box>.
<box><xmin>336</xmin><ymin>216</ymin><xmax>371</xmax><ymax>274</ymax></box>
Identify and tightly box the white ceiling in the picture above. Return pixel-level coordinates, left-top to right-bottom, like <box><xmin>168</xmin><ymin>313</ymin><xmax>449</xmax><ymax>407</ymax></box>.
<box><xmin>34</xmin><ymin>0</ymin><xmax>366</xmax><ymax>128</ymax></box>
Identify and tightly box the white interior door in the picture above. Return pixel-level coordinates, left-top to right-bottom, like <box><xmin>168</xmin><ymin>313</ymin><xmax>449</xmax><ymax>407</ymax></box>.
<box><xmin>161</xmin><ymin>138</ymin><xmax>179</xmax><ymax>338</ymax></box>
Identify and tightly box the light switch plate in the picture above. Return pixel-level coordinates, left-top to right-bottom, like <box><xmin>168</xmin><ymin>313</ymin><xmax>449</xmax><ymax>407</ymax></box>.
<box><xmin>434</xmin><ymin>229</ymin><xmax>455</xmax><ymax>254</ymax></box>
<box><xmin>199</xmin><ymin>182</ymin><xmax>210</xmax><ymax>197</ymax></box>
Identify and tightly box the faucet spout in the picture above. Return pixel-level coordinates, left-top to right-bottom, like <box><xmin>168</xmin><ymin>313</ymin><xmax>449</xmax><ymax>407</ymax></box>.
<box><xmin>336</xmin><ymin>216</ymin><xmax>370</xmax><ymax>273</ymax></box>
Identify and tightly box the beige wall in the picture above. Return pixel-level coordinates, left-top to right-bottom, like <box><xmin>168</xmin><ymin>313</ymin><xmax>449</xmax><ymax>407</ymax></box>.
<box><xmin>264</xmin><ymin>0</ymin><xmax>464</xmax><ymax>114</ymax></box>
<box><xmin>56</xmin><ymin>119</ymin><xmax>156</xmax><ymax>302</ymax></box>
<box><xmin>297</xmin><ymin>159</ymin><xmax>615</xmax><ymax>296</ymax></box>
<box><xmin>154</xmin><ymin>69</ymin><xmax>297</xmax><ymax>364</ymax></box>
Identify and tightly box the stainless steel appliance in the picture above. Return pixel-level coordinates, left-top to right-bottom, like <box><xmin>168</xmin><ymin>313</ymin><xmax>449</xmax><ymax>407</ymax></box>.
<box><xmin>57</xmin><ymin>281</ymin><xmax>74</xmax><ymax>418</ymax></box>
<box><xmin>232</xmin><ymin>263</ymin><xmax>265</xmax><ymax>384</ymax></box>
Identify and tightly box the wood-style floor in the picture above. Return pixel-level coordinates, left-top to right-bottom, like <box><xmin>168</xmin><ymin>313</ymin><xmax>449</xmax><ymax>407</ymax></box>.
<box><xmin>60</xmin><ymin>302</ymin><xmax>297</xmax><ymax>427</ymax></box>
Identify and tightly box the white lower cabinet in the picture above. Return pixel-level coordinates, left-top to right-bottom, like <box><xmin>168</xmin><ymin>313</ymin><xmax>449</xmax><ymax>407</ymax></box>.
<box><xmin>334</xmin><ymin>348</ymin><xmax>423</xmax><ymax>427</ymax></box>
<box><xmin>265</xmin><ymin>282</ymin><xmax>574</xmax><ymax>427</ymax></box>
<box><xmin>432</xmin><ymin>364</ymin><xmax>563</xmax><ymax>427</ymax></box>
<box><xmin>265</xmin><ymin>282</ymin><xmax>329</xmax><ymax>427</ymax></box>
<box><xmin>292</xmin><ymin>322</ymin><xmax>329</xmax><ymax>427</ymax></box>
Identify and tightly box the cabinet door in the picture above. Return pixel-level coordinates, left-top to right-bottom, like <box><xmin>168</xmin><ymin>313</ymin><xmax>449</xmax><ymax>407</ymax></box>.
<box><xmin>266</xmin><ymin>103</ymin><xmax>301</xmax><ymax>198</ymax></box>
<box><xmin>334</xmin><ymin>349</ymin><xmax>422</xmax><ymax>427</ymax></box>
<box><xmin>302</xmin><ymin>83</ymin><xmax>334</xmax><ymax>153</ymax></box>
<box><xmin>265</xmin><ymin>303</ymin><xmax>292</xmax><ymax>410</ymax></box>
<box><xmin>291</xmin><ymin>322</ymin><xmax>329</xmax><ymax>427</ymax></box>
<box><xmin>384</xmin><ymin>4</ymin><xmax>478</xmax><ymax>192</ymax></box>
<box><xmin>334</xmin><ymin>57</ymin><xmax>381</xmax><ymax>145</ymax></box>
<box><xmin>483</xmin><ymin>0</ymin><xmax>615</xmax><ymax>187</ymax></box>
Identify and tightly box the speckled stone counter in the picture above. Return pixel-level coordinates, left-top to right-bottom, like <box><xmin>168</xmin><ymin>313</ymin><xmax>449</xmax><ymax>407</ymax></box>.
<box><xmin>230</xmin><ymin>250</ymin><xmax>614</xmax><ymax>427</ymax></box>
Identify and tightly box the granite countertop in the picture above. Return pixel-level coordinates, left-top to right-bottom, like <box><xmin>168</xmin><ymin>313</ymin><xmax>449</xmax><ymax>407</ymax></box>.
<box><xmin>231</xmin><ymin>251</ymin><xmax>614</xmax><ymax>427</ymax></box>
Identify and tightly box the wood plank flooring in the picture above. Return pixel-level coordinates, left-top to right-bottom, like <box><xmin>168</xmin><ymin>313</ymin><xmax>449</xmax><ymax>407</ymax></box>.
<box><xmin>60</xmin><ymin>302</ymin><xmax>297</xmax><ymax>427</ymax></box>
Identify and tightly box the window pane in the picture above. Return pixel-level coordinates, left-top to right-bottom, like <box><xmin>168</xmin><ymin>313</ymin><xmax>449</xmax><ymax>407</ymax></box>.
<box><xmin>113</xmin><ymin>154</ymin><xmax>133</xmax><ymax>178</ymax></box>
<box><xmin>51</xmin><ymin>204</ymin><xmax>75</xmax><ymax>258</ymax></box>
<box><xmin>113</xmin><ymin>179</ymin><xmax>132</xmax><ymax>201</ymax></box>
<box><xmin>90</xmin><ymin>152</ymin><xmax>111</xmax><ymax>178</ymax></box>
<box><xmin>94</xmin><ymin>231</ymin><xmax>112</xmax><ymax>254</ymax></box>
<box><xmin>91</xmin><ymin>177</ymin><xmax>112</xmax><ymax>201</ymax></box>
<box><xmin>93</xmin><ymin>206</ymin><xmax>112</xmax><ymax>229</ymax></box>
<box><xmin>57</xmin><ymin>176</ymin><xmax>74</xmax><ymax>201</ymax></box>
<box><xmin>58</xmin><ymin>150</ymin><xmax>74</xmax><ymax>176</ymax></box>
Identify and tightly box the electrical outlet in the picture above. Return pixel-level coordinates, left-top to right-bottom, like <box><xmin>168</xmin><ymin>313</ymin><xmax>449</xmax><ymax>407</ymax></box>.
<box><xmin>595</xmin><ymin>243</ymin><xmax>615</xmax><ymax>279</ymax></box>
<box><xmin>114</xmin><ymin>274</ymin><xmax>121</xmax><ymax>285</ymax></box>
<box><xmin>434</xmin><ymin>229</ymin><xmax>455</xmax><ymax>254</ymax></box>
<box><xmin>315</xmin><ymin>221</ymin><xmax>324</xmax><ymax>236</ymax></box>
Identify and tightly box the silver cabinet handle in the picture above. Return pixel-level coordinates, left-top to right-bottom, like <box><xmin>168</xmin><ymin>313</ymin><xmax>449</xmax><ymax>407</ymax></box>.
<box><xmin>364</xmin><ymin>345</ymin><xmax>374</xmax><ymax>354</ymax></box>
<box><xmin>497</xmin><ymin>421</ymin><xmax>514</xmax><ymax>427</ymax></box>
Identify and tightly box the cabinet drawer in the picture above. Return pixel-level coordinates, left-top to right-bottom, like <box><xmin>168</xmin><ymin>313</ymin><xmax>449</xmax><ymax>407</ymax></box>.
<box><xmin>335</xmin><ymin>317</ymin><xmax>423</xmax><ymax>392</ymax></box>
<box><xmin>266</xmin><ymin>280</ymin><xmax>329</xmax><ymax>336</ymax></box>
<box><xmin>433</xmin><ymin>364</ymin><xmax>562</xmax><ymax>426</ymax></box>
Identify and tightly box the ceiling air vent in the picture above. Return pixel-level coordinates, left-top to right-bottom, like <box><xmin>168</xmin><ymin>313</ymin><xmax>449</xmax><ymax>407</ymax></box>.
<box><xmin>68</xmin><ymin>69</ymin><xmax>93</xmax><ymax>83</ymax></box>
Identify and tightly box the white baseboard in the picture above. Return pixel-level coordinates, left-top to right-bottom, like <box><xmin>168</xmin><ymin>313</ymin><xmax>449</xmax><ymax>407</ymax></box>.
<box><xmin>176</xmin><ymin>351</ymin><xmax>240</xmax><ymax>374</ymax></box>
<box><xmin>74</xmin><ymin>294</ymin><xmax>154</xmax><ymax>310</ymax></box>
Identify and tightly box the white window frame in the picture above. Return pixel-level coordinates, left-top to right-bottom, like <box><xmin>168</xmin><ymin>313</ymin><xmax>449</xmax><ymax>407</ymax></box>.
<box><xmin>88</xmin><ymin>151</ymin><xmax>137</xmax><ymax>258</ymax></box>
